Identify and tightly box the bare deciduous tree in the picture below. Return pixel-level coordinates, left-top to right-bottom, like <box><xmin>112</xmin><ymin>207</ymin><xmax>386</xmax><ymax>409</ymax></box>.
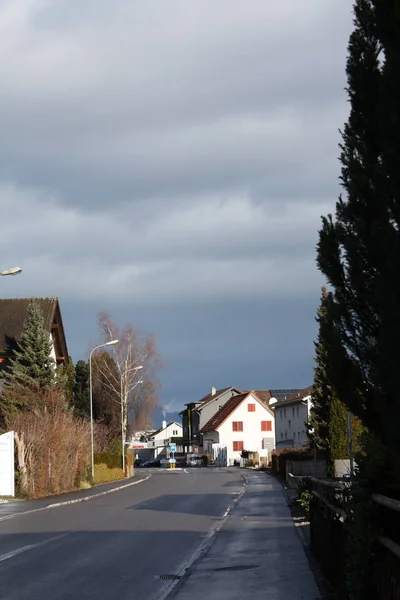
<box><xmin>93</xmin><ymin>313</ymin><xmax>162</xmax><ymax>462</ymax></box>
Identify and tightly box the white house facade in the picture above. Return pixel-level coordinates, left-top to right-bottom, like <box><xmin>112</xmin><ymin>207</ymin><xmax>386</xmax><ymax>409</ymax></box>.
<box><xmin>149</xmin><ymin>421</ymin><xmax>183</xmax><ymax>457</ymax></box>
<box><xmin>274</xmin><ymin>386</ymin><xmax>313</xmax><ymax>449</ymax></box>
<box><xmin>201</xmin><ymin>392</ymin><xmax>275</xmax><ymax>466</ymax></box>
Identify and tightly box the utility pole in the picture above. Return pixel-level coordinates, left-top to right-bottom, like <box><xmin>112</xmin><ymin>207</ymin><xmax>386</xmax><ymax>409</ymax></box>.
<box><xmin>347</xmin><ymin>412</ymin><xmax>354</xmax><ymax>477</ymax></box>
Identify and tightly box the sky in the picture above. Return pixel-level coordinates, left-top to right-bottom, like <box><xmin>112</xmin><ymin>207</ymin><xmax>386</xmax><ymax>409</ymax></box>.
<box><xmin>0</xmin><ymin>0</ymin><xmax>354</xmax><ymax>415</ymax></box>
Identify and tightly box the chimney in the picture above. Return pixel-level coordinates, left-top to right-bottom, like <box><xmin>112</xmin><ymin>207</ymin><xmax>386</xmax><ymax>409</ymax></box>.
<box><xmin>211</xmin><ymin>386</ymin><xmax>216</xmax><ymax>396</ymax></box>
<box><xmin>162</xmin><ymin>420</ymin><xmax>167</xmax><ymax>430</ymax></box>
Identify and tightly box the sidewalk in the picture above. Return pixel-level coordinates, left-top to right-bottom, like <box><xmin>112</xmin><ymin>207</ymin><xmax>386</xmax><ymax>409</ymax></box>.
<box><xmin>169</xmin><ymin>471</ymin><xmax>321</xmax><ymax>600</ymax></box>
<box><xmin>0</xmin><ymin>471</ymin><xmax>149</xmax><ymax>520</ymax></box>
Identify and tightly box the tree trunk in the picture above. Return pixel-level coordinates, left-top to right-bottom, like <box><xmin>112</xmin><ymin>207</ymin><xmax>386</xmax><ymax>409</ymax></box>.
<box><xmin>14</xmin><ymin>431</ymin><xmax>28</xmax><ymax>495</ymax></box>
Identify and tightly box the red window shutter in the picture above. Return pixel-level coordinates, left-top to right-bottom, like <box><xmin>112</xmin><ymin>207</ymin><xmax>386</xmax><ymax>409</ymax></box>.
<box><xmin>261</xmin><ymin>421</ymin><xmax>272</xmax><ymax>432</ymax></box>
<box><xmin>248</xmin><ymin>404</ymin><xmax>256</xmax><ymax>412</ymax></box>
<box><xmin>239</xmin><ymin>441</ymin><xmax>244</xmax><ymax>451</ymax></box>
<box><xmin>238</xmin><ymin>422</ymin><xmax>243</xmax><ymax>431</ymax></box>
<box><xmin>232</xmin><ymin>422</ymin><xmax>237</xmax><ymax>431</ymax></box>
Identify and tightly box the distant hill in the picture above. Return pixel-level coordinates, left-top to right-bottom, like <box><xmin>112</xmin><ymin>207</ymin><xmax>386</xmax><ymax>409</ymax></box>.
<box><xmin>151</xmin><ymin>406</ymin><xmax>182</xmax><ymax>429</ymax></box>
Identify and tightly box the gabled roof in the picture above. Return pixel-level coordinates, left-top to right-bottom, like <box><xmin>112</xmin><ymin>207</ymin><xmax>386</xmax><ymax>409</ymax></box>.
<box><xmin>274</xmin><ymin>385</ymin><xmax>313</xmax><ymax>407</ymax></box>
<box><xmin>151</xmin><ymin>421</ymin><xmax>182</xmax><ymax>436</ymax></box>
<box><xmin>242</xmin><ymin>389</ymin><xmax>272</xmax><ymax>404</ymax></box>
<box><xmin>199</xmin><ymin>385</ymin><xmax>240</xmax><ymax>408</ymax></box>
<box><xmin>180</xmin><ymin>386</ymin><xmax>238</xmax><ymax>414</ymax></box>
<box><xmin>200</xmin><ymin>392</ymin><xmax>273</xmax><ymax>433</ymax></box>
<box><xmin>0</xmin><ymin>297</ymin><xmax>68</xmax><ymax>361</ymax></box>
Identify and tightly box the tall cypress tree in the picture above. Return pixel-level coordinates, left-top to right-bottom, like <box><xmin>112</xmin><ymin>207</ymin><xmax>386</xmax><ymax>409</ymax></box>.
<box><xmin>317</xmin><ymin>0</ymin><xmax>400</xmax><ymax>469</ymax></box>
<box><xmin>73</xmin><ymin>360</ymin><xmax>90</xmax><ymax>419</ymax></box>
<box><xmin>5</xmin><ymin>301</ymin><xmax>55</xmax><ymax>390</ymax></box>
<box><xmin>308</xmin><ymin>287</ymin><xmax>332</xmax><ymax>454</ymax></box>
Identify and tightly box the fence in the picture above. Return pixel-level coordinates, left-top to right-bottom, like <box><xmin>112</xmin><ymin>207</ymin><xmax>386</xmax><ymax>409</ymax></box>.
<box><xmin>286</xmin><ymin>459</ymin><xmax>327</xmax><ymax>479</ymax></box>
<box><xmin>310</xmin><ymin>479</ymin><xmax>400</xmax><ymax>599</ymax></box>
<box><xmin>372</xmin><ymin>493</ymin><xmax>400</xmax><ymax>599</ymax></box>
<box><xmin>309</xmin><ymin>478</ymin><xmax>350</xmax><ymax>588</ymax></box>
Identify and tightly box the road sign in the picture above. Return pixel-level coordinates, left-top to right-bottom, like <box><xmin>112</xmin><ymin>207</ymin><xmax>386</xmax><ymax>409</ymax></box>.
<box><xmin>169</xmin><ymin>443</ymin><xmax>177</xmax><ymax>453</ymax></box>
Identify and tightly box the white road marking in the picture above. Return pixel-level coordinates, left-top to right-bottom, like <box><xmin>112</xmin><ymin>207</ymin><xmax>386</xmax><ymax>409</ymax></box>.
<box><xmin>0</xmin><ymin>534</ymin><xmax>69</xmax><ymax>564</ymax></box>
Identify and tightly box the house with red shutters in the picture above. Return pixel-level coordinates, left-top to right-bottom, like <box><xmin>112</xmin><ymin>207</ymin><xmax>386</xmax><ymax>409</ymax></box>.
<box><xmin>200</xmin><ymin>391</ymin><xmax>275</xmax><ymax>466</ymax></box>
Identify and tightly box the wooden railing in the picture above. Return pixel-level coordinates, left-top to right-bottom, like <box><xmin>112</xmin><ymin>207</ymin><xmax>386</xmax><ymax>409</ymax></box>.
<box><xmin>310</xmin><ymin>479</ymin><xmax>400</xmax><ymax>599</ymax></box>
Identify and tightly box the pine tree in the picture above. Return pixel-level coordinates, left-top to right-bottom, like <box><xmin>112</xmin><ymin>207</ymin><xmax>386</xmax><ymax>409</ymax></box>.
<box><xmin>73</xmin><ymin>360</ymin><xmax>90</xmax><ymax>419</ymax></box>
<box><xmin>308</xmin><ymin>287</ymin><xmax>333</xmax><ymax>454</ymax></box>
<box><xmin>317</xmin><ymin>0</ymin><xmax>400</xmax><ymax>460</ymax></box>
<box><xmin>5</xmin><ymin>301</ymin><xmax>55</xmax><ymax>390</ymax></box>
<box><xmin>57</xmin><ymin>356</ymin><xmax>75</xmax><ymax>404</ymax></box>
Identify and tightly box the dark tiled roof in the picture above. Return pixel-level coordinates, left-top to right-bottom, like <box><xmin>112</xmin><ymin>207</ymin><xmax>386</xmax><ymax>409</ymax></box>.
<box><xmin>274</xmin><ymin>386</ymin><xmax>313</xmax><ymax>406</ymax></box>
<box><xmin>241</xmin><ymin>389</ymin><xmax>272</xmax><ymax>403</ymax></box>
<box><xmin>269</xmin><ymin>389</ymin><xmax>303</xmax><ymax>401</ymax></box>
<box><xmin>0</xmin><ymin>297</ymin><xmax>64</xmax><ymax>355</ymax></box>
<box><xmin>197</xmin><ymin>387</ymin><xmax>232</xmax><ymax>406</ymax></box>
<box><xmin>201</xmin><ymin>393</ymin><xmax>249</xmax><ymax>433</ymax></box>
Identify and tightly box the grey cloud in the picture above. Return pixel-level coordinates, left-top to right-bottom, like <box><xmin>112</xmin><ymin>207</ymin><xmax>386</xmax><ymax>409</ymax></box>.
<box><xmin>0</xmin><ymin>1</ymin><xmax>353</xmax><ymax>409</ymax></box>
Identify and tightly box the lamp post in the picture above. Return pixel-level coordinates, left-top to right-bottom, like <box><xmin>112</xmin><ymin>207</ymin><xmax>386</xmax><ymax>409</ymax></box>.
<box><xmin>0</xmin><ymin>267</ymin><xmax>22</xmax><ymax>276</ymax></box>
<box><xmin>121</xmin><ymin>365</ymin><xmax>143</xmax><ymax>475</ymax></box>
<box><xmin>89</xmin><ymin>340</ymin><xmax>119</xmax><ymax>480</ymax></box>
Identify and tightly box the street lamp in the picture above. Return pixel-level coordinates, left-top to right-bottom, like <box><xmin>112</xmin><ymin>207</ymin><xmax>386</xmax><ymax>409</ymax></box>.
<box><xmin>89</xmin><ymin>340</ymin><xmax>119</xmax><ymax>480</ymax></box>
<box><xmin>121</xmin><ymin>365</ymin><xmax>143</xmax><ymax>475</ymax></box>
<box><xmin>0</xmin><ymin>267</ymin><xmax>22</xmax><ymax>276</ymax></box>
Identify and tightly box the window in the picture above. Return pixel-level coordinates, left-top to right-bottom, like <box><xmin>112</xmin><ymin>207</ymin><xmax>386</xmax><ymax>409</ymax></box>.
<box><xmin>233</xmin><ymin>441</ymin><xmax>244</xmax><ymax>452</ymax></box>
<box><xmin>232</xmin><ymin>421</ymin><xmax>243</xmax><ymax>432</ymax></box>
<box><xmin>296</xmin><ymin>406</ymin><xmax>299</xmax><ymax>417</ymax></box>
<box><xmin>248</xmin><ymin>404</ymin><xmax>256</xmax><ymax>412</ymax></box>
<box><xmin>292</xmin><ymin>407</ymin><xmax>295</xmax><ymax>417</ymax></box>
<box><xmin>173</xmin><ymin>430</ymin><xmax>178</xmax><ymax>436</ymax></box>
<box><xmin>284</xmin><ymin>408</ymin><xmax>286</xmax><ymax>418</ymax></box>
<box><xmin>288</xmin><ymin>420</ymin><xmax>291</xmax><ymax>429</ymax></box>
<box><xmin>261</xmin><ymin>421</ymin><xmax>272</xmax><ymax>432</ymax></box>
<box><xmin>281</xmin><ymin>433</ymin><xmax>283</xmax><ymax>439</ymax></box>
<box><xmin>280</xmin><ymin>411</ymin><xmax>283</xmax><ymax>419</ymax></box>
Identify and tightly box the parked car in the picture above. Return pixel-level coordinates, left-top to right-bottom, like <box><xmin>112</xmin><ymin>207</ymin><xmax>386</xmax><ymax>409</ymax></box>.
<box><xmin>187</xmin><ymin>456</ymin><xmax>203</xmax><ymax>467</ymax></box>
<box><xmin>134</xmin><ymin>458</ymin><xmax>147</xmax><ymax>468</ymax></box>
<box><xmin>139</xmin><ymin>458</ymin><xmax>161</xmax><ymax>468</ymax></box>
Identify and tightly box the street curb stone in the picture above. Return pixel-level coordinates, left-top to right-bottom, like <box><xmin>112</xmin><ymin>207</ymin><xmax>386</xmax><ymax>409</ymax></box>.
<box><xmin>0</xmin><ymin>474</ymin><xmax>152</xmax><ymax>522</ymax></box>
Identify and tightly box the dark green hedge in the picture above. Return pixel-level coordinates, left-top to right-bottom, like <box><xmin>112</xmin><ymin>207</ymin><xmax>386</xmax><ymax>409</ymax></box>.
<box><xmin>94</xmin><ymin>452</ymin><xmax>122</xmax><ymax>469</ymax></box>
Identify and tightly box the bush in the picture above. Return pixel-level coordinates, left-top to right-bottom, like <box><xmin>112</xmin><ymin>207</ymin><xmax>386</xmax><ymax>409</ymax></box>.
<box><xmin>94</xmin><ymin>452</ymin><xmax>122</xmax><ymax>469</ymax></box>
<box><xmin>297</xmin><ymin>490</ymin><xmax>313</xmax><ymax>518</ymax></box>
<box><xmin>93</xmin><ymin>463</ymin><xmax>124</xmax><ymax>485</ymax></box>
<box><xmin>5</xmin><ymin>387</ymin><xmax>91</xmax><ymax>498</ymax></box>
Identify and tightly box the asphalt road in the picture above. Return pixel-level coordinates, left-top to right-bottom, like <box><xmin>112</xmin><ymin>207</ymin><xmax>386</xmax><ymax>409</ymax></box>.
<box><xmin>0</xmin><ymin>468</ymin><xmax>245</xmax><ymax>600</ymax></box>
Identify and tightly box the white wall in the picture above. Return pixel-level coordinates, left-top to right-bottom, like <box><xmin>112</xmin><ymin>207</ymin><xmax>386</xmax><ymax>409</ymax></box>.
<box><xmin>275</xmin><ymin>395</ymin><xmax>311</xmax><ymax>449</ymax></box>
<box><xmin>152</xmin><ymin>422</ymin><xmax>182</xmax><ymax>444</ymax></box>
<box><xmin>199</xmin><ymin>389</ymin><xmax>239</xmax><ymax>430</ymax></box>
<box><xmin>217</xmin><ymin>394</ymin><xmax>275</xmax><ymax>465</ymax></box>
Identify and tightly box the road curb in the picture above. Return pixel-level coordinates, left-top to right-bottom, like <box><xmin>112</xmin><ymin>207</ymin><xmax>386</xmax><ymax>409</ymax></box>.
<box><xmin>0</xmin><ymin>474</ymin><xmax>152</xmax><ymax>522</ymax></box>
